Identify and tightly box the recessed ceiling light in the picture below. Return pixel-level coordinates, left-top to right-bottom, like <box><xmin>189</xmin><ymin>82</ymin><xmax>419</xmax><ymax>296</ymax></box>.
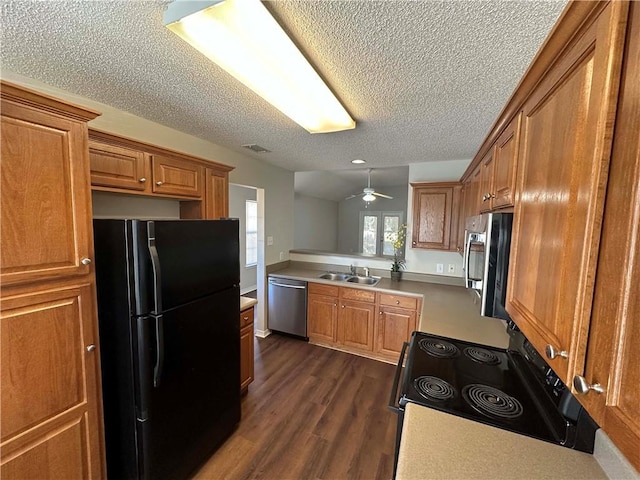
<box><xmin>351</xmin><ymin>159</ymin><xmax>366</xmax><ymax>164</ymax></box>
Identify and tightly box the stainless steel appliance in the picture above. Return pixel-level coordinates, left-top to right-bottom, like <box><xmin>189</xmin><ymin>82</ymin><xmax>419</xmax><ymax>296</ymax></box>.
<box><xmin>268</xmin><ymin>276</ymin><xmax>308</xmax><ymax>338</ymax></box>
<box><xmin>463</xmin><ymin>212</ymin><xmax>513</xmax><ymax>318</ymax></box>
<box><xmin>389</xmin><ymin>323</ymin><xmax>598</xmax><ymax>477</ymax></box>
<box><xmin>93</xmin><ymin>219</ymin><xmax>241</xmax><ymax>480</ymax></box>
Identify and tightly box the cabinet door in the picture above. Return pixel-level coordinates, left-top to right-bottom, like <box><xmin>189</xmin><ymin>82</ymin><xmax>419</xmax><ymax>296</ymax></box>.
<box><xmin>0</xmin><ymin>284</ymin><xmax>103</xmax><ymax>479</ymax></box>
<box><xmin>377</xmin><ymin>306</ymin><xmax>417</xmax><ymax>359</ymax></box>
<box><xmin>507</xmin><ymin>2</ymin><xmax>628</xmax><ymax>385</ymax></box>
<box><xmin>1</xmin><ymin>100</ymin><xmax>93</xmax><ymax>286</ymax></box>
<box><xmin>205</xmin><ymin>168</ymin><xmax>229</xmax><ymax>219</ymax></box>
<box><xmin>577</xmin><ymin>5</ymin><xmax>640</xmax><ymax>471</ymax></box>
<box><xmin>478</xmin><ymin>148</ymin><xmax>494</xmax><ymax>213</ymax></box>
<box><xmin>337</xmin><ymin>300</ymin><xmax>375</xmax><ymax>351</ymax></box>
<box><xmin>151</xmin><ymin>154</ymin><xmax>203</xmax><ymax>198</ymax></box>
<box><xmin>307</xmin><ymin>293</ymin><xmax>338</xmax><ymax>344</ymax></box>
<box><xmin>492</xmin><ymin>114</ymin><xmax>521</xmax><ymax>209</ymax></box>
<box><xmin>411</xmin><ymin>186</ymin><xmax>453</xmax><ymax>250</ymax></box>
<box><xmin>89</xmin><ymin>140</ymin><xmax>148</xmax><ymax>192</ymax></box>
<box><xmin>240</xmin><ymin>322</ymin><xmax>254</xmax><ymax>392</ymax></box>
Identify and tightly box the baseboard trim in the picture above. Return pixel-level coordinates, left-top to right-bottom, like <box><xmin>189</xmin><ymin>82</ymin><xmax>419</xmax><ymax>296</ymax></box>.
<box><xmin>255</xmin><ymin>329</ymin><xmax>271</xmax><ymax>339</ymax></box>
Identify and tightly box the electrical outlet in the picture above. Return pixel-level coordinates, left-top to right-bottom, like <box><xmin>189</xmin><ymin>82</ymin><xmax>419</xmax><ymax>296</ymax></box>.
<box><xmin>279</xmin><ymin>251</ymin><xmax>284</xmax><ymax>261</ymax></box>
<box><xmin>267</xmin><ymin>236</ymin><xmax>274</xmax><ymax>246</ymax></box>
<box><xmin>436</xmin><ymin>263</ymin><xmax>444</xmax><ymax>274</ymax></box>
<box><xmin>448</xmin><ymin>264</ymin><xmax>455</xmax><ymax>273</ymax></box>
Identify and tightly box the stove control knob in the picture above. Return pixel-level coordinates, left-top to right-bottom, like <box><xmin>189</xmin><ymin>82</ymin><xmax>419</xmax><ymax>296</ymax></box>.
<box><xmin>545</xmin><ymin>344</ymin><xmax>568</xmax><ymax>360</ymax></box>
<box><xmin>573</xmin><ymin>375</ymin><xmax>605</xmax><ymax>395</ymax></box>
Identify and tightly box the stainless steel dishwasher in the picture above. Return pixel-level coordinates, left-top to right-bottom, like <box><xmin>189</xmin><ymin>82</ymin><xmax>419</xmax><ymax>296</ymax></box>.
<box><xmin>267</xmin><ymin>276</ymin><xmax>307</xmax><ymax>338</ymax></box>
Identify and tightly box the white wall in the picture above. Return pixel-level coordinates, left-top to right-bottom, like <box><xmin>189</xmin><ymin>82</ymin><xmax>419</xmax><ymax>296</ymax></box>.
<box><xmin>293</xmin><ymin>194</ymin><xmax>339</xmax><ymax>251</ymax></box>
<box><xmin>229</xmin><ymin>184</ymin><xmax>257</xmax><ymax>293</ymax></box>
<box><xmin>337</xmin><ymin>185</ymin><xmax>408</xmax><ymax>254</ymax></box>
<box><xmin>405</xmin><ymin>160</ymin><xmax>471</xmax><ymax>277</ymax></box>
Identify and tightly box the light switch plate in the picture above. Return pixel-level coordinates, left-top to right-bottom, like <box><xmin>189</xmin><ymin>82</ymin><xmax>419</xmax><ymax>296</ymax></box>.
<box><xmin>267</xmin><ymin>236</ymin><xmax>274</xmax><ymax>246</ymax></box>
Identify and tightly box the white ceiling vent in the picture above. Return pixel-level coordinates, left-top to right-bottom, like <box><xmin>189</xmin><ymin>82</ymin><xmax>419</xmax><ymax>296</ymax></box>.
<box><xmin>242</xmin><ymin>144</ymin><xmax>271</xmax><ymax>153</ymax></box>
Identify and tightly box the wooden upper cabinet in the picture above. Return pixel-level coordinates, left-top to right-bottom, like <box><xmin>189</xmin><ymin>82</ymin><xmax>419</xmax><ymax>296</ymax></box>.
<box><xmin>478</xmin><ymin>148</ymin><xmax>494</xmax><ymax>213</ymax></box>
<box><xmin>492</xmin><ymin>113</ymin><xmax>521</xmax><ymax>209</ymax></box>
<box><xmin>506</xmin><ymin>2</ymin><xmax>629</xmax><ymax>385</ymax></box>
<box><xmin>151</xmin><ymin>154</ymin><xmax>203</xmax><ymax>198</ymax></box>
<box><xmin>576</xmin><ymin>3</ymin><xmax>640</xmax><ymax>471</ymax></box>
<box><xmin>89</xmin><ymin>141</ymin><xmax>148</xmax><ymax>191</ymax></box>
<box><xmin>205</xmin><ymin>168</ymin><xmax>229</xmax><ymax>219</ymax></box>
<box><xmin>411</xmin><ymin>182</ymin><xmax>460</xmax><ymax>251</ymax></box>
<box><xmin>1</xmin><ymin>84</ymin><xmax>98</xmax><ymax>287</ymax></box>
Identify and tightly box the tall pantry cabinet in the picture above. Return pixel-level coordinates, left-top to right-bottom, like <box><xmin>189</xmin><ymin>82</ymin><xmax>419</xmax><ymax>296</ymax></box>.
<box><xmin>0</xmin><ymin>82</ymin><xmax>105</xmax><ymax>478</ymax></box>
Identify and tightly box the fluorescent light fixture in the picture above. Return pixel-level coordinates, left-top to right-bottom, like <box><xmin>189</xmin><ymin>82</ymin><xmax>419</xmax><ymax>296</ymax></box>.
<box><xmin>362</xmin><ymin>193</ymin><xmax>376</xmax><ymax>202</ymax></box>
<box><xmin>351</xmin><ymin>159</ymin><xmax>366</xmax><ymax>164</ymax></box>
<box><xmin>164</xmin><ymin>0</ymin><xmax>356</xmax><ymax>134</ymax></box>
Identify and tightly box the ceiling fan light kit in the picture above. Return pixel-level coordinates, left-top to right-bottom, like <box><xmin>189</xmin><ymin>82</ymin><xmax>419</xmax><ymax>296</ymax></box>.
<box><xmin>163</xmin><ymin>0</ymin><xmax>355</xmax><ymax>134</ymax></box>
<box><xmin>346</xmin><ymin>169</ymin><xmax>394</xmax><ymax>203</ymax></box>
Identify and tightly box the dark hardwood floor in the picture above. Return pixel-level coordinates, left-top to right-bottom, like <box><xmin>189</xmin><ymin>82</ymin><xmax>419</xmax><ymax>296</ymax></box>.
<box><xmin>194</xmin><ymin>334</ymin><xmax>398</xmax><ymax>480</ymax></box>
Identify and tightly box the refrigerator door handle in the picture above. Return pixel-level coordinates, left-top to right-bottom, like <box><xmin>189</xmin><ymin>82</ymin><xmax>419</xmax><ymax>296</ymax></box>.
<box><xmin>153</xmin><ymin>314</ymin><xmax>165</xmax><ymax>388</ymax></box>
<box><xmin>136</xmin><ymin>316</ymin><xmax>152</xmax><ymax>420</ymax></box>
<box><xmin>147</xmin><ymin>221</ymin><xmax>163</xmax><ymax>314</ymax></box>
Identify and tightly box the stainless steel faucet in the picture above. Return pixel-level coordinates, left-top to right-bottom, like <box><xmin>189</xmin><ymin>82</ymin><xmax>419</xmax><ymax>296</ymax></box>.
<box><xmin>363</xmin><ymin>267</ymin><xmax>370</xmax><ymax>277</ymax></box>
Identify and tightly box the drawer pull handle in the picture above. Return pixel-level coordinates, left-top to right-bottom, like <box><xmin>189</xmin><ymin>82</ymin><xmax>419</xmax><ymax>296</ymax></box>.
<box><xmin>156</xmin><ymin>181</ymin><xmax>163</xmax><ymax>186</ymax></box>
<box><xmin>139</xmin><ymin>177</ymin><xmax>147</xmax><ymax>183</ymax></box>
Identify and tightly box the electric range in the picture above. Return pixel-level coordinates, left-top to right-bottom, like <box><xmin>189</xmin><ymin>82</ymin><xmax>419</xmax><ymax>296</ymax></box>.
<box><xmin>389</xmin><ymin>321</ymin><xmax>598</xmax><ymax>476</ymax></box>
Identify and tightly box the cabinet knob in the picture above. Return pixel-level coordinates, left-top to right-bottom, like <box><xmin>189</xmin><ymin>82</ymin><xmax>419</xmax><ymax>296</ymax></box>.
<box><xmin>573</xmin><ymin>375</ymin><xmax>605</xmax><ymax>395</ymax></box>
<box><xmin>341</xmin><ymin>304</ymin><xmax>345</xmax><ymax>309</ymax></box>
<box><xmin>379</xmin><ymin>311</ymin><xmax>383</xmax><ymax>315</ymax></box>
<box><xmin>86</xmin><ymin>344</ymin><xmax>96</xmax><ymax>352</ymax></box>
<box><xmin>139</xmin><ymin>177</ymin><xmax>147</xmax><ymax>183</ymax></box>
<box><xmin>333</xmin><ymin>303</ymin><xmax>337</xmax><ymax>307</ymax></box>
<box><xmin>545</xmin><ymin>344</ymin><xmax>568</xmax><ymax>360</ymax></box>
<box><xmin>412</xmin><ymin>241</ymin><xmax>416</xmax><ymax>246</ymax></box>
<box><xmin>156</xmin><ymin>181</ymin><xmax>163</xmax><ymax>186</ymax></box>
<box><xmin>81</xmin><ymin>258</ymin><xmax>91</xmax><ymax>265</ymax></box>
<box><xmin>243</xmin><ymin>316</ymin><xmax>249</xmax><ymax>321</ymax></box>
<box><xmin>396</xmin><ymin>300</ymin><xmax>400</xmax><ymax>305</ymax></box>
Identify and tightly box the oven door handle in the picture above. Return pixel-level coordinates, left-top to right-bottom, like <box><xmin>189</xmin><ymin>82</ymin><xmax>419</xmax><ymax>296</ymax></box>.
<box><xmin>388</xmin><ymin>341</ymin><xmax>410</xmax><ymax>413</ymax></box>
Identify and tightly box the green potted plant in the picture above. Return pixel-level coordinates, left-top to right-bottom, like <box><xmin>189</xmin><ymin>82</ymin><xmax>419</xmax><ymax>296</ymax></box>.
<box><xmin>390</xmin><ymin>224</ymin><xmax>407</xmax><ymax>281</ymax></box>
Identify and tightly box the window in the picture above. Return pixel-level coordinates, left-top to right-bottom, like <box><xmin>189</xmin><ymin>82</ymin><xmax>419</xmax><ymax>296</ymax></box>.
<box><xmin>246</xmin><ymin>200</ymin><xmax>257</xmax><ymax>266</ymax></box>
<box><xmin>358</xmin><ymin>211</ymin><xmax>403</xmax><ymax>256</ymax></box>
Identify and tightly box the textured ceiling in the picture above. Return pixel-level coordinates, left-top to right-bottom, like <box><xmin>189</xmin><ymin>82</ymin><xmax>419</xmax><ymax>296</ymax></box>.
<box><xmin>0</xmin><ymin>0</ymin><xmax>566</xmax><ymax>176</ymax></box>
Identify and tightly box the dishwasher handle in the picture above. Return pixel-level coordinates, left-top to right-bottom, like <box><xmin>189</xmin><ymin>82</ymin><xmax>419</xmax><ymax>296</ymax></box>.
<box><xmin>268</xmin><ymin>280</ymin><xmax>306</xmax><ymax>289</ymax></box>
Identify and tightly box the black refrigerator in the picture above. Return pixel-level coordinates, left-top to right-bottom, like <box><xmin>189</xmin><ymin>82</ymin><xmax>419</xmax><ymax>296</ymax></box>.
<box><xmin>93</xmin><ymin>219</ymin><xmax>241</xmax><ymax>480</ymax></box>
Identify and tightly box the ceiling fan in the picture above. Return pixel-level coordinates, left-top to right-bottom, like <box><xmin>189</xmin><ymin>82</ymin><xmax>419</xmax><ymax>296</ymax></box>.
<box><xmin>345</xmin><ymin>169</ymin><xmax>393</xmax><ymax>202</ymax></box>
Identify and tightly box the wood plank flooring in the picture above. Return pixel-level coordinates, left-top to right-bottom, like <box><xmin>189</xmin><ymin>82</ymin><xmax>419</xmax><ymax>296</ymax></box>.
<box><xmin>193</xmin><ymin>334</ymin><xmax>398</xmax><ymax>480</ymax></box>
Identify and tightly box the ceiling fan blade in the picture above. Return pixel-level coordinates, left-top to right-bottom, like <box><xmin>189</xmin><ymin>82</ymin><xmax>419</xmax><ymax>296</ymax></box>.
<box><xmin>373</xmin><ymin>192</ymin><xmax>393</xmax><ymax>199</ymax></box>
<box><xmin>345</xmin><ymin>192</ymin><xmax>362</xmax><ymax>200</ymax></box>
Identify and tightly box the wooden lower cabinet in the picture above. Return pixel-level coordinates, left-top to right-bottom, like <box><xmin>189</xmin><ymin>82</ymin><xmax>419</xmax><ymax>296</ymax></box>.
<box><xmin>337</xmin><ymin>300</ymin><xmax>376</xmax><ymax>351</ymax></box>
<box><xmin>1</xmin><ymin>283</ymin><xmax>103</xmax><ymax>479</ymax></box>
<box><xmin>240</xmin><ymin>307</ymin><xmax>254</xmax><ymax>393</ymax></box>
<box><xmin>307</xmin><ymin>283</ymin><xmax>421</xmax><ymax>362</ymax></box>
<box><xmin>377</xmin><ymin>306</ymin><xmax>417</xmax><ymax>360</ymax></box>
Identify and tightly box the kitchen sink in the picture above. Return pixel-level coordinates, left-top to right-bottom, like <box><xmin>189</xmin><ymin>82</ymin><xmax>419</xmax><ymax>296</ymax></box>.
<box><xmin>346</xmin><ymin>276</ymin><xmax>380</xmax><ymax>285</ymax></box>
<box><xmin>319</xmin><ymin>272</ymin><xmax>352</xmax><ymax>281</ymax></box>
<box><xmin>318</xmin><ymin>272</ymin><xmax>381</xmax><ymax>286</ymax></box>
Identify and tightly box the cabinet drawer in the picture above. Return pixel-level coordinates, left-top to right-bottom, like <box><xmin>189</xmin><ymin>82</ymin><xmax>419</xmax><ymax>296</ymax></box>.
<box><xmin>379</xmin><ymin>293</ymin><xmax>418</xmax><ymax>310</ymax></box>
<box><xmin>340</xmin><ymin>287</ymin><xmax>375</xmax><ymax>303</ymax></box>
<box><xmin>240</xmin><ymin>307</ymin><xmax>254</xmax><ymax>328</ymax></box>
<box><xmin>309</xmin><ymin>282</ymin><xmax>339</xmax><ymax>297</ymax></box>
